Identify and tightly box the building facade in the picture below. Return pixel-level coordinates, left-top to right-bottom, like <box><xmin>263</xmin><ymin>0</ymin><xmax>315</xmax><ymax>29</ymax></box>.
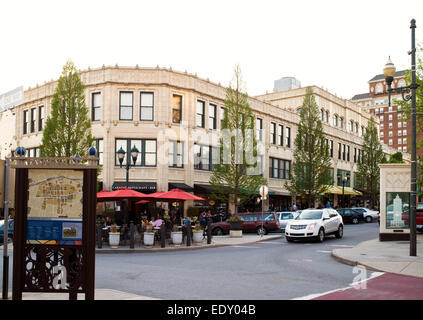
<box><xmin>352</xmin><ymin>70</ymin><xmax>423</xmax><ymax>157</ymax></box>
<box><xmin>2</xmin><ymin>65</ymin><xmax>404</xmax><ymax>214</ymax></box>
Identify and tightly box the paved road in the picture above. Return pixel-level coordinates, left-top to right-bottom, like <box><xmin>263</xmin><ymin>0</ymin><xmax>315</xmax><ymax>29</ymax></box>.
<box><xmin>94</xmin><ymin>222</ymin><xmax>382</xmax><ymax>299</ymax></box>
<box><xmin>4</xmin><ymin>222</ymin><xmax>419</xmax><ymax>299</ymax></box>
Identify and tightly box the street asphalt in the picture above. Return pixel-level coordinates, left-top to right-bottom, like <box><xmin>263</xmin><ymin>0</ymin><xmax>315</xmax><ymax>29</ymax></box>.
<box><xmin>93</xmin><ymin>222</ymin><xmax>380</xmax><ymax>299</ymax></box>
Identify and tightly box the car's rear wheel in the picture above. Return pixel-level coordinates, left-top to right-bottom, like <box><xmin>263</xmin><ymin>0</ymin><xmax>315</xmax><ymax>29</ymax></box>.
<box><xmin>365</xmin><ymin>216</ymin><xmax>373</xmax><ymax>223</ymax></box>
<box><xmin>317</xmin><ymin>228</ymin><xmax>325</xmax><ymax>242</ymax></box>
<box><xmin>257</xmin><ymin>226</ymin><xmax>267</xmax><ymax>235</ymax></box>
<box><xmin>335</xmin><ymin>225</ymin><xmax>343</xmax><ymax>239</ymax></box>
<box><xmin>352</xmin><ymin>217</ymin><xmax>359</xmax><ymax>224</ymax></box>
<box><xmin>213</xmin><ymin>227</ymin><xmax>224</xmax><ymax>236</ymax></box>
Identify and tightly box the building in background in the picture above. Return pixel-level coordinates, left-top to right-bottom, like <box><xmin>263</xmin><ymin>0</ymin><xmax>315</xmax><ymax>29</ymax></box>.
<box><xmin>0</xmin><ymin>66</ymin><xmax>405</xmax><ymax>215</ymax></box>
<box><xmin>351</xmin><ymin>70</ymin><xmax>422</xmax><ymax>157</ymax></box>
<box><xmin>273</xmin><ymin>76</ymin><xmax>301</xmax><ymax>92</ymax></box>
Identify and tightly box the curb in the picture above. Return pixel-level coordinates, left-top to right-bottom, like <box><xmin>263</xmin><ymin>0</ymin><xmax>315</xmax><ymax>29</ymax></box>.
<box><xmin>330</xmin><ymin>250</ymin><xmax>386</xmax><ymax>273</ymax></box>
<box><xmin>95</xmin><ymin>234</ymin><xmax>282</xmax><ymax>254</ymax></box>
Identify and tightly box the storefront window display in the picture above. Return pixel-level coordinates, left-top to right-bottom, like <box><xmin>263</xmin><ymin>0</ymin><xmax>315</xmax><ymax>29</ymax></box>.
<box><xmin>385</xmin><ymin>192</ymin><xmax>410</xmax><ymax>229</ymax></box>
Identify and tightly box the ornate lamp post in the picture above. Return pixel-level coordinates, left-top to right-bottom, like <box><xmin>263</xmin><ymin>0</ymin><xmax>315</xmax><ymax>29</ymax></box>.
<box><xmin>383</xmin><ymin>19</ymin><xmax>418</xmax><ymax>256</ymax></box>
<box><xmin>259</xmin><ymin>185</ymin><xmax>268</xmax><ymax>237</ymax></box>
<box><xmin>338</xmin><ymin>172</ymin><xmax>350</xmax><ymax>209</ymax></box>
<box><xmin>117</xmin><ymin>145</ymin><xmax>139</xmax><ymax>188</ymax></box>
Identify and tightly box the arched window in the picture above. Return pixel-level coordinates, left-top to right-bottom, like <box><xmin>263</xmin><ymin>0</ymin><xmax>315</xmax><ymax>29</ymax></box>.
<box><xmin>375</xmin><ymin>83</ymin><xmax>383</xmax><ymax>94</ymax></box>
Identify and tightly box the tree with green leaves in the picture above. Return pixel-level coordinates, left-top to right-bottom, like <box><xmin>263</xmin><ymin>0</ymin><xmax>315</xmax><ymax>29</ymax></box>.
<box><xmin>286</xmin><ymin>87</ymin><xmax>332</xmax><ymax>208</ymax></box>
<box><xmin>355</xmin><ymin>116</ymin><xmax>384</xmax><ymax>204</ymax></box>
<box><xmin>209</xmin><ymin>65</ymin><xmax>266</xmax><ymax>214</ymax></box>
<box><xmin>40</xmin><ymin>60</ymin><xmax>94</xmax><ymax>157</ymax></box>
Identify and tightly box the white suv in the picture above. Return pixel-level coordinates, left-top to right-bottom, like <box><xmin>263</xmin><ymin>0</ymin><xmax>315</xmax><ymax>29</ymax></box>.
<box><xmin>285</xmin><ymin>208</ymin><xmax>344</xmax><ymax>243</ymax></box>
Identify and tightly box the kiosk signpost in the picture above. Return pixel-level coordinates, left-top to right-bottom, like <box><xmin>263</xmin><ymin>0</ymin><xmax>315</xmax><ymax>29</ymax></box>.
<box><xmin>11</xmin><ymin>155</ymin><xmax>98</xmax><ymax>300</ymax></box>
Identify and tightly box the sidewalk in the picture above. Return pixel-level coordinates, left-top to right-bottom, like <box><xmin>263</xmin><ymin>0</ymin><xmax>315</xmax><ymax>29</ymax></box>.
<box><xmin>95</xmin><ymin>233</ymin><xmax>282</xmax><ymax>253</ymax></box>
<box><xmin>332</xmin><ymin>234</ymin><xmax>423</xmax><ymax>278</ymax></box>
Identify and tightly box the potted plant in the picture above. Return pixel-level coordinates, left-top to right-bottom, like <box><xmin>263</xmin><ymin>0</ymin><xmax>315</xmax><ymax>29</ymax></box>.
<box><xmin>228</xmin><ymin>214</ymin><xmax>243</xmax><ymax>238</ymax></box>
<box><xmin>171</xmin><ymin>224</ymin><xmax>182</xmax><ymax>245</ymax></box>
<box><xmin>143</xmin><ymin>224</ymin><xmax>155</xmax><ymax>246</ymax></box>
<box><xmin>108</xmin><ymin>224</ymin><xmax>120</xmax><ymax>248</ymax></box>
<box><xmin>192</xmin><ymin>221</ymin><xmax>203</xmax><ymax>243</ymax></box>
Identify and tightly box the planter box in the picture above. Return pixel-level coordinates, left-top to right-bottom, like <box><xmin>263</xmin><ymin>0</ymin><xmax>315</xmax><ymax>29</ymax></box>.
<box><xmin>143</xmin><ymin>232</ymin><xmax>155</xmax><ymax>246</ymax></box>
<box><xmin>229</xmin><ymin>222</ymin><xmax>243</xmax><ymax>230</ymax></box>
<box><xmin>230</xmin><ymin>230</ymin><xmax>243</xmax><ymax>238</ymax></box>
<box><xmin>171</xmin><ymin>231</ymin><xmax>183</xmax><ymax>245</ymax></box>
<box><xmin>109</xmin><ymin>232</ymin><xmax>120</xmax><ymax>248</ymax></box>
<box><xmin>192</xmin><ymin>231</ymin><xmax>203</xmax><ymax>243</ymax></box>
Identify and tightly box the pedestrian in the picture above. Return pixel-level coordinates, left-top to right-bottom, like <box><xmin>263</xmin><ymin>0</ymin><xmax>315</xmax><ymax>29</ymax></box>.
<box><xmin>292</xmin><ymin>203</ymin><xmax>297</xmax><ymax>212</ymax></box>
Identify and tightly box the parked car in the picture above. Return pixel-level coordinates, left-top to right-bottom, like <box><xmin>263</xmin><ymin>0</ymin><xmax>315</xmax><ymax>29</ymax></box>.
<box><xmin>336</xmin><ymin>208</ymin><xmax>364</xmax><ymax>224</ymax></box>
<box><xmin>0</xmin><ymin>219</ymin><xmax>14</xmax><ymax>243</ymax></box>
<box><xmin>210</xmin><ymin>212</ymin><xmax>279</xmax><ymax>235</ymax></box>
<box><xmin>275</xmin><ymin>211</ymin><xmax>299</xmax><ymax>232</ymax></box>
<box><xmin>285</xmin><ymin>208</ymin><xmax>343</xmax><ymax>242</ymax></box>
<box><xmin>351</xmin><ymin>207</ymin><xmax>379</xmax><ymax>223</ymax></box>
<box><xmin>400</xmin><ymin>203</ymin><xmax>423</xmax><ymax>232</ymax></box>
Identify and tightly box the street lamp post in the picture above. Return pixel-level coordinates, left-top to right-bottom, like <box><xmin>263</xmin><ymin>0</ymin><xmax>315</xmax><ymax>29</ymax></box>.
<box><xmin>116</xmin><ymin>145</ymin><xmax>139</xmax><ymax>244</ymax></box>
<box><xmin>383</xmin><ymin>19</ymin><xmax>419</xmax><ymax>256</ymax></box>
<box><xmin>117</xmin><ymin>145</ymin><xmax>139</xmax><ymax>188</ymax></box>
<box><xmin>338</xmin><ymin>172</ymin><xmax>350</xmax><ymax>208</ymax></box>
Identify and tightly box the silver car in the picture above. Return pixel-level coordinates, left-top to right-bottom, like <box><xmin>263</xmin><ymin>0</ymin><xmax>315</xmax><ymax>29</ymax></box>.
<box><xmin>275</xmin><ymin>212</ymin><xmax>299</xmax><ymax>232</ymax></box>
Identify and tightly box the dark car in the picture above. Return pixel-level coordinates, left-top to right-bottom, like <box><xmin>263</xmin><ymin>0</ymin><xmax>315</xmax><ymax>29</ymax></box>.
<box><xmin>210</xmin><ymin>212</ymin><xmax>279</xmax><ymax>235</ymax></box>
<box><xmin>336</xmin><ymin>208</ymin><xmax>364</xmax><ymax>224</ymax></box>
<box><xmin>0</xmin><ymin>219</ymin><xmax>14</xmax><ymax>243</ymax></box>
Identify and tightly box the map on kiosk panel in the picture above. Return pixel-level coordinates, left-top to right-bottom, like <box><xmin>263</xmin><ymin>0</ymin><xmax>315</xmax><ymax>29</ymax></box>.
<box><xmin>28</xmin><ymin>169</ymin><xmax>83</xmax><ymax>219</ymax></box>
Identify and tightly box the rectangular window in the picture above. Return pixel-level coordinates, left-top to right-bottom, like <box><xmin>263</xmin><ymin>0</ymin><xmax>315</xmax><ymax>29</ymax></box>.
<box><xmin>270</xmin><ymin>122</ymin><xmax>276</xmax><ymax>144</ymax></box>
<box><xmin>119</xmin><ymin>92</ymin><xmax>133</xmax><ymax>120</ymax></box>
<box><xmin>255</xmin><ymin>118</ymin><xmax>263</xmax><ymax>141</ymax></box>
<box><xmin>38</xmin><ymin>106</ymin><xmax>44</xmax><ymax>131</ymax></box>
<box><xmin>278</xmin><ymin>124</ymin><xmax>284</xmax><ymax>146</ymax></box>
<box><xmin>398</xmin><ymin>122</ymin><xmax>402</xmax><ymax>128</ymax></box>
<box><xmin>354</xmin><ymin>147</ymin><xmax>357</xmax><ymax>163</ymax></box>
<box><xmin>95</xmin><ymin>139</ymin><xmax>104</xmax><ymax>165</ymax></box>
<box><xmin>115</xmin><ymin>139</ymin><xmax>156</xmax><ymax>167</ymax></box>
<box><xmin>358</xmin><ymin>149</ymin><xmax>361</xmax><ymax>163</ymax></box>
<box><xmin>30</xmin><ymin>108</ymin><xmax>36</xmax><ymax>133</ymax></box>
<box><xmin>208</xmin><ymin>104</ymin><xmax>217</xmax><ymax>130</ymax></box>
<box><xmin>269</xmin><ymin>157</ymin><xmax>291</xmax><ymax>179</ymax></box>
<box><xmin>389</xmin><ymin>114</ymin><xmax>393</xmax><ymax>121</ymax></box>
<box><xmin>389</xmin><ymin>131</ymin><xmax>393</xmax><ymax>137</ymax></box>
<box><xmin>389</xmin><ymin>123</ymin><xmax>393</xmax><ymax>129</ymax></box>
<box><xmin>23</xmin><ymin>110</ymin><xmax>28</xmax><ymax>134</ymax></box>
<box><xmin>380</xmin><ymin>132</ymin><xmax>384</xmax><ymax>137</ymax></box>
<box><xmin>285</xmin><ymin>127</ymin><xmax>291</xmax><ymax>147</ymax></box>
<box><xmin>398</xmin><ymin>130</ymin><xmax>402</xmax><ymax>136</ymax></box>
<box><xmin>140</xmin><ymin>92</ymin><xmax>154</xmax><ymax>121</ymax></box>
<box><xmin>169</xmin><ymin>140</ymin><xmax>184</xmax><ymax>168</ymax></box>
<box><xmin>398</xmin><ymin>138</ymin><xmax>402</xmax><ymax>145</ymax></box>
<box><xmin>196</xmin><ymin>100</ymin><xmax>205</xmax><ymax>128</ymax></box>
<box><xmin>330</xmin><ymin>140</ymin><xmax>334</xmax><ymax>158</ymax></box>
<box><xmin>220</xmin><ymin>107</ymin><xmax>225</xmax><ymax>129</ymax></box>
<box><xmin>403</xmin><ymin>138</ymin><xmax>407</xmax><ymax>144</ymax></box>
<box><xmin>194</xmin><ymin>144</ymin><xmax>213</xmax><ymax>171</ymax></box>
<box><xmin>347</xmin><ymin>145</ymin><xmax>350</xmax><ymax>162</ymax></box>
<box><xmin>92</xmin><ymin>92</ymin><xmax>101</xmax><ymax>121</ymax></box>
<box><xmin>172</xmin><ymin>95</ymin><xmax>182</xmax><ymax>123</ymax></box>
<box><xmin>389</xmin><ymin>139</ymin><xmax>393</xmax><ymax>145</ymax></box>
<box><xmin>338</xmin><ymin>143</ymin><xmax>342</xmax><ymax>160</ymax></box>
<box><xmin>403</xmin><ymin>146</ymin><xmax>407</xmax><ymax>152</ymax></box>
<box><xmin>342</xmin><ymin>144</ymin><xmax>346</xmax><ymax>161</ymax></box>
<box><xmin>403</xmin><ymin>129</ymin><xmax>407</xmax><ymax>135</ymax></box>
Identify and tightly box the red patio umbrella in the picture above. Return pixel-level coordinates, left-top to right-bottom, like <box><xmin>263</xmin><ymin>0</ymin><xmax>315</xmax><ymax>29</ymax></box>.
<box><xmin>135</xmin><ymin>200</ymin><xmax>151</xmax><ymax>204</ymax></box>
<box><xmin>96</xmin><ymin>187</ymin><xmax>149</xmax><ymax>202</ymax></box>
<box><xmin>150</xmin><ymin>188</ymin><xmax>205</xmax><ymax>201</ymax></box>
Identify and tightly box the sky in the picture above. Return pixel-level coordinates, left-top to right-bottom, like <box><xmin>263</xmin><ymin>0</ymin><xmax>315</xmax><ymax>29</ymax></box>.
<box><xmin>1</xmin><ymin>0</ymin><xmax>423</xmax><ymax>100</ymax></box>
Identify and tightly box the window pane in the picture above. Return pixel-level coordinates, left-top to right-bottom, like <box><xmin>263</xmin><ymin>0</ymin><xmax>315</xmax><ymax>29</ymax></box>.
<box><xmin>116</xmin><ymin>139</ymin><xmax>127</xmax><ymax>165</ymax></box>
<box><xmin>120</xmin><ymin>92</ymin><xmax>133</xmax><ymax>105</ymax></box>
<box><xmin>94</xmin><ymin>107</ymin><xmax>101</xmax><ymax>121</ymax></box>
<box><xmin>145</xmin><ymin>153</ymin><xmax>156</xmax><ymax>166</ymax></box>
<box><xmin>141</xmin><ymin>92</ymin><xmax>153</xmax><ymax>107</ymax></box>
<box><xmin>141</xmin><ymin>107</ymin><xmax>153</xmax><ymax>121</ymax></box>
<box><xmin>131</xmin><ymin>140</ymin><xmax>142</xmax><ymax>166</ymax></box>
<box><xmin>120</xmin><ymin>106</ymin><xmax>132</xmax><ymax>120</ymax></box>
<box><xmin>145</xmin><ymin>140</ymin><xmax>156</xmax><ymax>153</ymax></box>
<box><xmin>93</xmin><ymin>93</ymin><xmax>101</xmax><ymax>106</ymax></box>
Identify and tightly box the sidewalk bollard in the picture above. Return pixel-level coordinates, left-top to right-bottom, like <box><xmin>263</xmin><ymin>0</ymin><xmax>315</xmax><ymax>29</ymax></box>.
<box><xmin>97</xmin><ymin>222</ymin><xmax>102</xmax><ymax>249</ymax></box>
<box><xmin>185</xmin><ymin>220</ymin><xmax>191</xmax><ymax>247</ymax></box>
<box><xmin>207</xmin><ymin>217</ymin><xmax>212</xmax><ymax>245</ymax></box>
<box><xmin>129</xmin><ymin>221</ymin><xmax>135</xmax><ymax>249</ymax></box>
<box><xmin>160</xmin><ymin>223</ymin><xmax>166</xmax><ymax>248</ymax></box>
<box><xmin>122</xmin><ymin>224</ymin><xmax>127</xmax><ymax>246</ymax></box>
